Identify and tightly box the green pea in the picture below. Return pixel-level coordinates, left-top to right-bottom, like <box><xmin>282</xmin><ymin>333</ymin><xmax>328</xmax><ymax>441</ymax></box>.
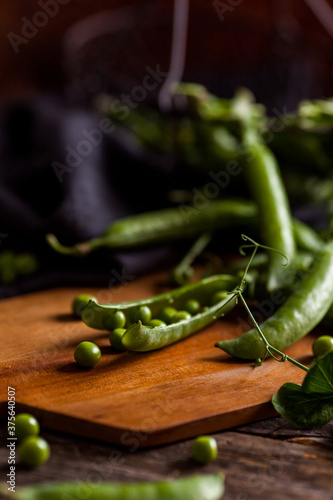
<box><xmin>146</xmin><ymin>319</ymin><xmax>167</xmax><ymax>327</ymax></box>
<box><xmin>0</xmin><ymin>251</ymin><xmax>15</xmax><ymax>267</ymax></box>
<box><xmin>74</xmin><ymin>341</ymin><xmax>101</xmax><ymax>368</ymax></box>
<box><xmin>210</xmin><ymin>290</ymin><xmax>228</xmax><ymax>306</ymax></box>
<box><xmin>0</xmin><ymin>267</ymin><xmax>16</xmax><ymax>285</ymax></box>
<box><xmin>72</xmin><ymin>294</ymin><xmax>96</xmax><ymax>318</ymax></box>
<box><xmin>129</xmin><ymin>305</ymin><xmax>152</xmax><ymax>324</ymax></box>
<box><xmin>14</xmin><ymin>413</ymin><xmax>40</xmax><ymax>442</ymax></box>
<box><xmin>192</xmin><ymin>435</ymin><xmax>218</xmax><ymax>464</ymax></box>
<box><xmin>158</xmin><ymin>306</ymin><xmax>178</xmax><ymax>324</ymax></box>
<box><xmin>109</xmin><ymin>328</ymin><xmax>127</xmax><ymax>351</ymax></box>
<box><xmin>0</xmin><ymin>251</ymin><xmax>17</xmax><ymax>285</ymax></box>
<box><xmin>312</xmin><ymin>335</ymin><xmax>333</xmax><ymax>357</ymax></box>
<box><xmin>103</xmin><ymin>310</ymin><xmax>126</xmax><ymax>330</ymax></box>
<box><xmin>183</xmin><ymin>299</ymin><xmax>201</xmax><ymax>315</ymax></box>
<box><xmin>18</xmin><ymin>436</ymin><xmax>50</xmax><ymax>468</ymax></box>
<box><xmin>14</xmin><ymin>253</ymin><xmax>38</xmax><ymax>276</ymax></box>
<box><xmin>171</xmin><ymin>310</ymin><xmax>192</xmax><ymax>323</ymax></box>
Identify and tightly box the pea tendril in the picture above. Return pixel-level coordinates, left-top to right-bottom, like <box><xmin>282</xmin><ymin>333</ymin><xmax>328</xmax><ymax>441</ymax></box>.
<box><xmin>217</xmin><ymin>235</ymin><xmax>309</xmax><ymax>373</ymax></box>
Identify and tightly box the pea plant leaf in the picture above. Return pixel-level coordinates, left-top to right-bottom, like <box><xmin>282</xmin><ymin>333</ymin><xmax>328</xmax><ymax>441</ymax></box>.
<box><xmin>272</xmin><ymin>351</ymin><xmax>333</xmax><ymax>429</ymax></box>
<box><xmin>302</xmin><ymin>350</ymin><xmax>333</xmax><ymax>393</ymax></box>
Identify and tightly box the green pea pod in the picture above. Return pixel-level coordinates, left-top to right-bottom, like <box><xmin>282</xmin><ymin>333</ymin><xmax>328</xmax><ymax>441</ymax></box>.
<box><xmin>46</xmin><ymin>199</ymin><xmax>257</xmax><ymax>256</ymax></box>
<box><xmin>121</xmin><ymin>291</ymin><xmax>237</xmax><ymax>352</ymax></box>
<box><xmin>292</xmin><ymin>218</ymin><xmax>324</xmax><ymax>253</ymax></box>
<box><xmin>242</xmin><ymin>134</ymin><xmax>296</xmax><ymax>292</ymax></box>
<box><xmin>46</xmin><ymin>195</ymin><xmax>320</xmax><ymax>266</ymax></box>
<box><xmin>0</xmin><ymin>472</ymin><xmax>225</xmax><ymax>500</ymax></box>
<box><xmin>216</xmin><ymin>239</ymin><xmax>333</xmax><ymax>360</ymax></box>
<box><xmin>82</xmin><ymin>274</ymin><xmax>239</xmax><ymax>332</ymax></box>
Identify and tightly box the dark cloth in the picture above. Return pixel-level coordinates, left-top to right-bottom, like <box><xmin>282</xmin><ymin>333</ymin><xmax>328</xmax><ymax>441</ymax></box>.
<box><xmin>0</xmin><ymin>94</ymin><xmax>190</xmax><ymax>299</ymax></box>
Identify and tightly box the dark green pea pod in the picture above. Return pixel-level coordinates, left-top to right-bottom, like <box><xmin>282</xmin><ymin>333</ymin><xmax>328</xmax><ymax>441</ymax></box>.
<box><xmin>82</xmin><ymin>274</ymin><xmax>239</xmax><ymax>332</ymax></box>
<box><xmin>0</xmin><ymin>472</ymin><xmax>225</xmax><ymax>500</ymax></box>
<box><xmin>46</xmin><ymin>199</ymin><xmax>257</xmax><ymax>256</ymax></box>
<box><xmin>216</xmin><ymin>239</ymin><xmax>333</xmax><ymax>360</ymax></box>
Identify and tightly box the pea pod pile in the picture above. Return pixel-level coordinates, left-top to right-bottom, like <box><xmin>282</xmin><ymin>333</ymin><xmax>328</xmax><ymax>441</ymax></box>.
<box><xmin>46</xmin><ymin>84</ymin><xmax>333</xmax><ymax>363</ymax></box>
<box><xmin>46</xmin><ymin>87</ymin><xmax>301</xmax><ymax>298</ymax></box>
<box><xmin>82</xmin><ymin>274</ymin><xmax>239</xmax><ymax>352</ymax></box>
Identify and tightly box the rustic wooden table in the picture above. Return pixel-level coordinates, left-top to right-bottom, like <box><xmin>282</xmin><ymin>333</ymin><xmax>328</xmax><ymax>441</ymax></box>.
<box><xmin>2</xmin><ymin>262</ymin><xmax>333</xmax><ymax>500</ymax></box>
<box><xmin>1</xmin><ymin>417</ymin><xmax>333</xmax><ymax>500</ymax></box>
<box><xmin>1</xmin><ymin>278</ymin><xmax>333</xmax><ymax>499</ymax></box>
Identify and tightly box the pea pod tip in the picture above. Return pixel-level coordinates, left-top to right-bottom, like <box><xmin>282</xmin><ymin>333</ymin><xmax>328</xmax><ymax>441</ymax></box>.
<box><xmin>45</xmin><ymin>233</ymin><xmax>89</xmax><ymax>257</ymax></box>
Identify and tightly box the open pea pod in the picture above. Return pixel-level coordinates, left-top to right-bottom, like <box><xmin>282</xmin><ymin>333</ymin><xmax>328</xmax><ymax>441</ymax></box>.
<box><xmin>121</xmin><ymin>298</ymin><xmax>235</xmax><ymax>352</ymax></box>
<box><xmin>82</xmin><ymin>274</ymin><xmax>239</xmax><ymax>351</ymax></box>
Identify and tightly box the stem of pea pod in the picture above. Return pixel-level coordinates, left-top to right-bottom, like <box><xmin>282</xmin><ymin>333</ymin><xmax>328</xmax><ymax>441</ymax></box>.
<box><xmin>170</xmin><ymin>231</ymin><xmax>212</xmax><ymax>285</ymax></box>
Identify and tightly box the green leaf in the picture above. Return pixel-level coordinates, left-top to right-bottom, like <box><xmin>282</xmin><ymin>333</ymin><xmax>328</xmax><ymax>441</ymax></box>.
<box><xmin>272</xmin><ymin>352</ymin><xmax>333</xmax><ymax>429</ymax></box>
<box><xmin>302</xmin><ymin>351</ymin><xmax>333</xmax><ymax>394</ymax></box>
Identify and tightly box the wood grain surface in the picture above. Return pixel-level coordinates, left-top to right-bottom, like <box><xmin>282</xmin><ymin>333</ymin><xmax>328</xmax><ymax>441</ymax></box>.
<box><xmin>1</xmin><ymin>418</ymin><xmax>332</xmax><ymax>500</ymax></box>
<box><xmin>0</xmin><ymin>270</ymin><xmax>324</xmax><ymax>448</ymax></box>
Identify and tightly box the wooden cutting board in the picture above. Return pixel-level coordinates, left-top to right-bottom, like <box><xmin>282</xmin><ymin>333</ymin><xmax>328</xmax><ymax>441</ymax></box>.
<box><xmin>1</xmin><ymin>271</ymin><xmax>318</xmax><ymax>448</ymax></box>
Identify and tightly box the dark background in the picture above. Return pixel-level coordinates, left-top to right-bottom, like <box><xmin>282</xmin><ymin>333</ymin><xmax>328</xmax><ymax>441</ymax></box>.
<box><xmin>1</xmin><ymin>0</ymin><xmax>333</xmax><ymax>298</ymax></box>
<box><xmin>1</xmin><ymin>0</ymin><xmax>333</xmax><ymax>107</ymax></box>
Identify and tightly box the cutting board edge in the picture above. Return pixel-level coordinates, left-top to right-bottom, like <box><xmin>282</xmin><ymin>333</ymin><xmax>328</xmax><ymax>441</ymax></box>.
<box><xmin>1</xmin><ymin>400</ymin><xmax>278</xmax><ymax>448</ymax></box>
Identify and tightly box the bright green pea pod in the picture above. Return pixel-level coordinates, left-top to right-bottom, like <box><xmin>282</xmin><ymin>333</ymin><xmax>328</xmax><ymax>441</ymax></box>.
<box><xmin>216</xmin><ymin>239</ymin><xmax>333</xmax><ymax>360</ymax></box>
<box><xmin>45</xmin><ymin>199</ymin><xmax>257</xmax><ymax>256</ymax></box>
<box><xmin>0</xmin><ymin>472</ymin><xmax>225</xmax><ymax>500</ymax></box>
<box><xmin>82</xmin><ymin>274</ymin><xmax>239</xmax><ymax>332</ymax></box>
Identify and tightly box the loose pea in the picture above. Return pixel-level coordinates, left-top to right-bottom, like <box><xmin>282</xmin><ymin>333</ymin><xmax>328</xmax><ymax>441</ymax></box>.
<box><xmin>192</xmin><ymin>435</ymin><xmax>218</xmax><ymax>464</ymax></box>
<box><xmin>103</xmin><ymin>310</ymin><xmax>126</xmax><ymax>330</ymax></box>
<box><xmin>109</xmin><ymin>328</ymin><xmax>127</xmax><ymax>351</ymax></box>
<box><xmin>0</xmin><ymin>261</ymin><xmax>16</xmax><ymax>285</ymax></box>
<box><xmin>210</xmin><ymin>290</ymin><xmax>228</xmax><ymax>306</ymax></box>
<box><xmin>183</xmin><ymin>299</ymin><xmax>201</xmax><ymax>315</ymax></box>
<box><xmin>158</xmin><ymin>306</ymin><xmax>178</xmax><ymax>324</ymax></box>
<box><xmin>171</xmin><ymin>310</ymin><xmax>192</xmax><ymax>323</ymax></box>
<box><xmin>146</xmin><ymin>319</ymin><xmax>167</xmax><ymax>327</ymax></box>
<box><xmin>129</xmin><ymin>305</ymin><xmax>152</xmax><ymax>324</ymax></box>
<box><xmin>74</xmin><ymin>341</ymin><xmax>101</xmax><ymax>368</ymax></box>
<box><xmin>72</xmin><ymin>294</ymin><xmax>96</xmax><ymax>318</ymax></box>
<box><xmin>312</xmin><ymin>335</ymin><xmax>333</xmax><ymax>357</ymax></box>
<box><xmin>14</xmin><ymin>253</ymin><xmax>38</xmax><ymax>276</ymax></box>
<box><xmin>14</xmin><ymin>413</ymin><xmax>40</xmax><ymax>441</ymax></box>
<box><xmin>18</xmin><ymin>436</ymin><xmax>50</xmax><ymax>468</ymax></box>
